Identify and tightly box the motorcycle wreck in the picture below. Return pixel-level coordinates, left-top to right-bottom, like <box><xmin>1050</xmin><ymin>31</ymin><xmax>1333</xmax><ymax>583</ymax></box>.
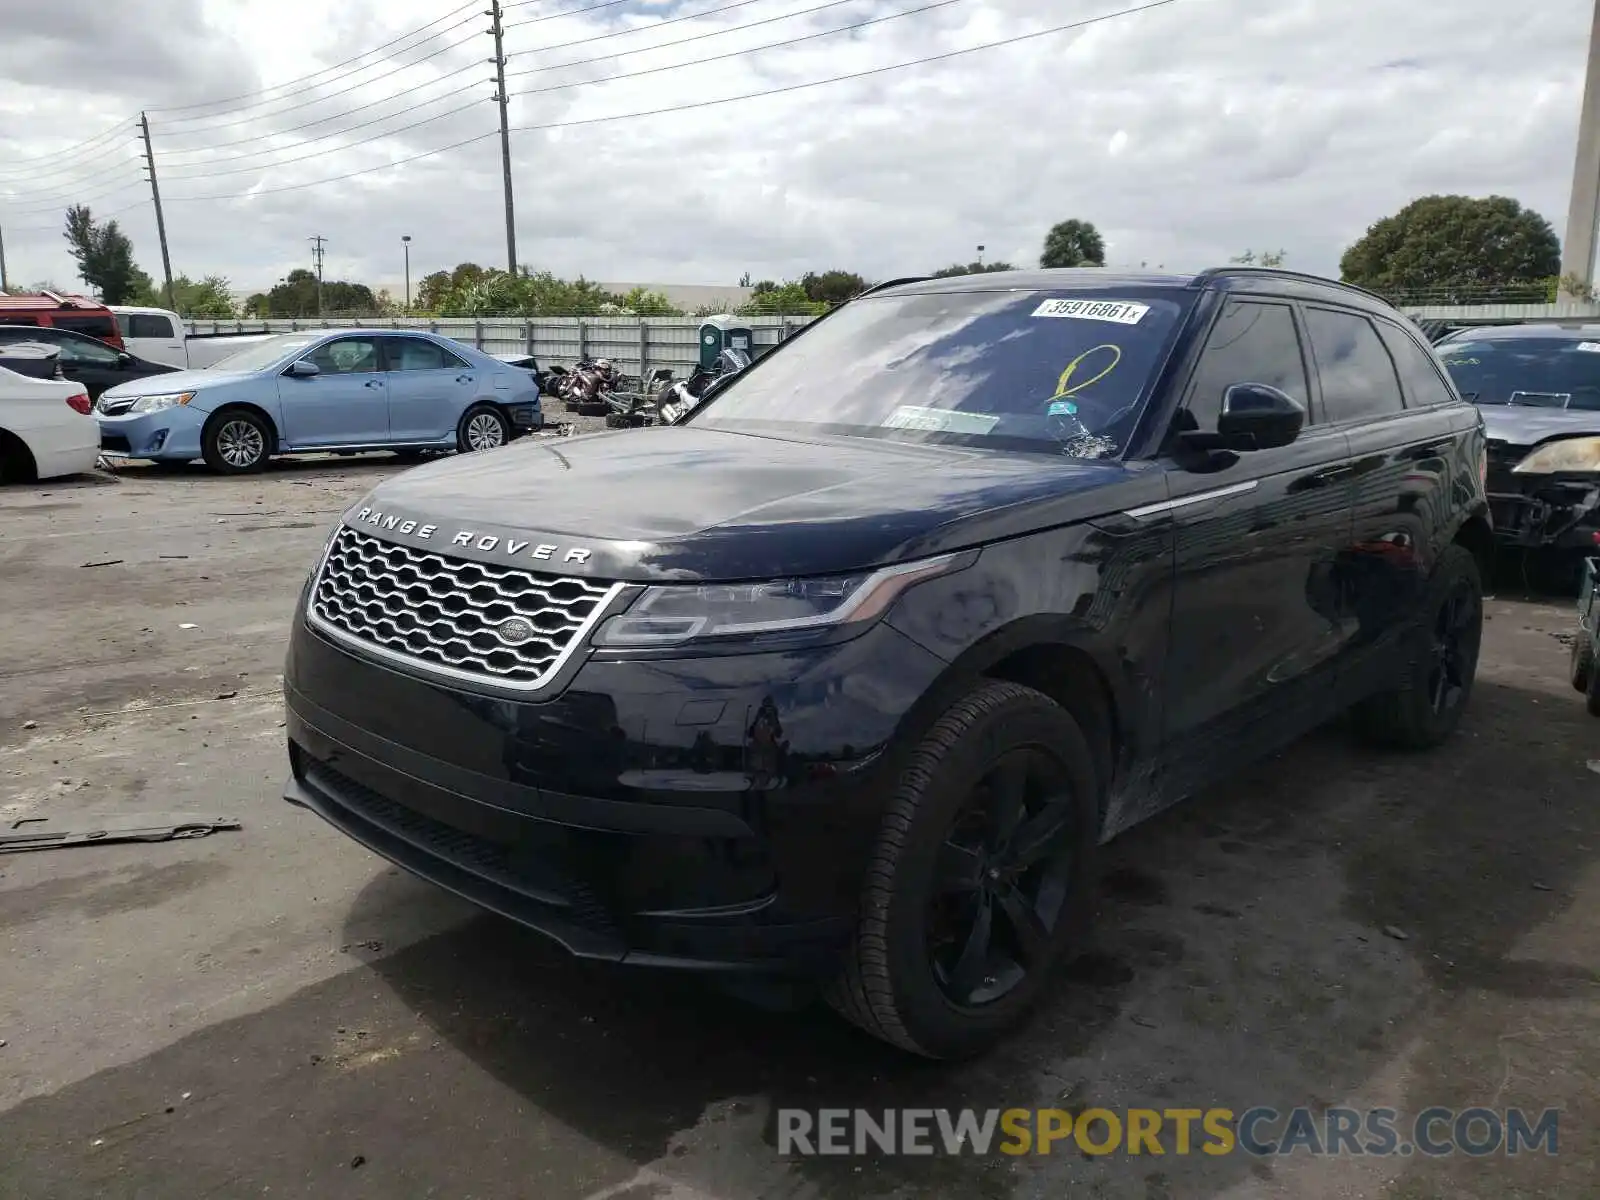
<box><xmin>604</xmin><ymin>348</ymin><xmax>752</xmax><ymax>429</ymax></box>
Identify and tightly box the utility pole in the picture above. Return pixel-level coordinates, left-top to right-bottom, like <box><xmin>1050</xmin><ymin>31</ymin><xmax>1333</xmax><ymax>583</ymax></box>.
<box><xmin>1564</xmin><ymin>0</ymin><xmax>1600</xmax><ymax>298</ymax></box>
<box><xmin>139</xmin><ymin>112</ymin><xmax>176</xmax><ymax>311</ymax></box>
<box><xmin>489</xmin><ymin>0</ymin><xmax>518</xmax><ymax>274</ymax></box>
<box><xmin>0</xmin><ymin>225</ymin><xmax>8</xmax><ymax>292</ymax></box>
<box><xmin>402</xmin><ymin>235</ymin><xmax>412</xmax><ymax>313</ymax></box>
<box><xmin>308</xmin><ymin>235</ymin><xmax>326</xmax><ymax>316</ymax></box>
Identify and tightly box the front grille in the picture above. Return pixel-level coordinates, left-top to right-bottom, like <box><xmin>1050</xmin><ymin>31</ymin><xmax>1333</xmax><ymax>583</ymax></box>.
<box><xmin>99</xmin><ymin>432</ymin><xmax>131</xmax><ymax>453</ymax></box>
<box><xmin>309</xmin><ymin>525</ymin><xmax>619</xmax><ymax>689</ymax></box>
<box><xmin>98</xmin><ymin>396</ymin><xmax>138</xmax><ymax>415</ymax></box>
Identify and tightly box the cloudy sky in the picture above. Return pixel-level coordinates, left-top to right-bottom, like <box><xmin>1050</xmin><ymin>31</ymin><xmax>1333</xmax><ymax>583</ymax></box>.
<box><xmin>0</xmin><ymin>0</ymin><xmax>1591</xmax><ymax>297</ymax></box>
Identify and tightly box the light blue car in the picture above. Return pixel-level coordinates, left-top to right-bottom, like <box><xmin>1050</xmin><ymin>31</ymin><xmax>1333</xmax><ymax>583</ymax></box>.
<box><xmin>95</xmin><ymin>329</ymin><xmax>542</xmax><ymax>473</ymax></box>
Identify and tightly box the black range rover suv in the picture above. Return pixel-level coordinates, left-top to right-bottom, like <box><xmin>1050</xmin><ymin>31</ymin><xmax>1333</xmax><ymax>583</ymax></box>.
<box><xmin>283</xmin><ymin>267</ymin><xmax>1491</xmax><ymax>1059</ymax></box>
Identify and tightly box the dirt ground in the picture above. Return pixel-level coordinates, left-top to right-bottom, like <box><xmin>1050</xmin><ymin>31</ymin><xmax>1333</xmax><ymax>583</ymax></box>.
<box><xmin>1</xmin><ymin>450</ymin><xmax>1596</xmax><ymax>1200</ymax></box>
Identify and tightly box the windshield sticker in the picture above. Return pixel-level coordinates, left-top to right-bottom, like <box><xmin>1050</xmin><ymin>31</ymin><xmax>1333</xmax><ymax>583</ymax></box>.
<box><xmin>1047</xmin><ymin>399</ymin><xmax>1078</xmax><ymax>416</ymax></box>
<box><xmin>1033</xmin><ymin>298</ymin><xmax>1150</xmax><ymax>324</ymax></box>
<box><xmin>1051</xmin><ymin>343</ymin><xmax>1123</xmax><ymax>403</ymax></box>
<box><xmin>1576</xmin><ymin>342</ymin><xmax>1600</xmax><ymax>353</ymax></box>
<box><xmin>883</xmin><ymin>406</ymin><xmax>1001</xmax><ymax>435</ymax></box>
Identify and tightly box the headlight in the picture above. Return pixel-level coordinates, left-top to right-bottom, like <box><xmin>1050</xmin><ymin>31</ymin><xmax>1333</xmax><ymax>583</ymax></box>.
<box><xmin>126</xmin><ymin>391</ymin><xmax>196</xmax><ymax>413</ymax></box>
<box><xmin>592</xmin><ymin>554</ymin><xmax>963</xmax><ymax>647</ymax></box>
<box><xmin>1511</xmin><ymin>437</ymin><xmax>1600</xmax><ymax>474</ymax></box>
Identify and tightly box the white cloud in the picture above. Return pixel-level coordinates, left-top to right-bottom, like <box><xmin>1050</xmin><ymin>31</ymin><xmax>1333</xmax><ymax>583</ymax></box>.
<box><xmin>0</xmin><ymin>0</ymin><xmax>1590</xmax><ymax>294</ymax></box>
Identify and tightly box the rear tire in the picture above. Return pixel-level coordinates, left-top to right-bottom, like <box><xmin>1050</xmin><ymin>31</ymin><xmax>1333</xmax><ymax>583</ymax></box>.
<box><xmin>1352</xmin><ymin>543</ymin><xmax>1482</xmax><ymax>749</ymax></box>
<box><xmin>826</xmin><ymin>680</ymin><xmax>1100</xmax><ymax>1060</ymax></box>
<box><xmin>456</xmin><ymin>404</ymin><xmax>509</xmax><ymax>454</ymax></box>
<box><xmin>1571</xmin><ymin>633</ymin><xmax>1594</xmax><ymax>694</ymax></box>
<box><xmin>1587</xmin><ymin>653</ymin><xmax>1600</xmax><ymax>717</ymax></box>
<box><xmin>201</xmin><ymin>408</ymin><xmax>272</xmax><ymax>474</ymax></box>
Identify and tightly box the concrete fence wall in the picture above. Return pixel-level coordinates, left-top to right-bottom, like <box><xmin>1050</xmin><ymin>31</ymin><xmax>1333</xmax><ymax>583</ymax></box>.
<box><xmin>183</xmin><ymin>315</ymin><xmax>820</xmax><ymax>377</ymax></box>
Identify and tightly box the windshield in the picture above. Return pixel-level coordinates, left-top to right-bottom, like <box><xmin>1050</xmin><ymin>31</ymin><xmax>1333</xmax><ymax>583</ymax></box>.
<box><xmin>1437</xmin><ymin>337</ymin><xmax>1600</xmax><ymax>409</ymax></box>
<box><xmin>205</xmin><ymin>333</ymin><xmax>320</xmax><ymax>373</ymax></box>
<box><xmin>688</xmin><ymin>288</ymin><xmax>1190</xmax><ymax>457</ymax></box>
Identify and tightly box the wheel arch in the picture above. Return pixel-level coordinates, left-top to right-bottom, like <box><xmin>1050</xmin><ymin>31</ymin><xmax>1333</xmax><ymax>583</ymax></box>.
<box><xmin>1450</xmin><ymin>506</ymin><xmax>1494</xmax><ymax>581</ymax></box>
<box><xmin>890</xmin><ymin>617</ymin><xmax>1133</xmax><ymax>828</ymax></box>
<box><xmin>0</xmin><ymin>425</ymin><xmax>39</xmax><ymax>483</ymax></box>
<box><xmin>202</xmin><ymin>400</ymin><xmax>280</xmax><ymax>451</ymax></box>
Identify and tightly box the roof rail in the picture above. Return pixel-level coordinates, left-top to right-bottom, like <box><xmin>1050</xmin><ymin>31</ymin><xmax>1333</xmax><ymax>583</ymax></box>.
<box><xmin>1195</xmin><ymin>265</ymin><xmax>1389</xmax><ymax>304</ymax></box>
<box><xmin>857</xmin><ymin>276</ymin><xmax>932</xmax><ymax>297</ymax></box>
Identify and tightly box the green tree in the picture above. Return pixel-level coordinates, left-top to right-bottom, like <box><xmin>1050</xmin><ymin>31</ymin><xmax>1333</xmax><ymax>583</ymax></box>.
<box><xmin>738</xmin><ymin>281</ymin><xmax>823</xmax><ymax>315</ymax></box>
<box><xmin>161</xmin><ymin>274</ymin><xmax>236</xmax><ymax>318</ymax></box>
<box><xmin>61</xmin><ymin>205</ymin><xmax>147</xmax><ymax>303</ymax></box>
<box><xmin>1231</xmin><ymin>249</ymin><xmax>1287</xmax><ymax>267</ymax></box>
<box><xmin>800</xmin><ymin>269</ymin><xmax>868</xmax><ymax>307</ymax></box>
<box><xmin>929</xmin><ymin>260</ymin><xmax>1016</xmax><ymax>277</ymax></box>
<box><xmin>611</xmin><ymin>286</ymin><xmax>682</xmax><ymax>316</ymax></box>
<box><xmin>1040</xmin><ymin>219</ymin><xmax>1106</xmax><ymax>269</ymax></box>
<box><xmin>1339</xmin><ymin>195</ymin><xmax>1560</xmax><ymax>299</ymax></box>
<box><xmin>414</xmin><ymin>271</ymin><xmax>452</xmax><ymax>312</ymax></box>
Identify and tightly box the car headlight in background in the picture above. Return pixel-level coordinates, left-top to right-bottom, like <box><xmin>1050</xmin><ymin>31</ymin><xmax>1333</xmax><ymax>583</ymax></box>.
<box><xmin>128</xmin><ymin>391</ymin><xmax>196</xmax><ymax>413</ymax></box>
<box><xmin>592</xmin><ymin>553</ymin><xmax>964</xmax><ymax>647</ymax></box>
<box><xmin>1512</xmin><ymin>437</ymin><xmax>1600</xmax><ymax>475</ymax></box>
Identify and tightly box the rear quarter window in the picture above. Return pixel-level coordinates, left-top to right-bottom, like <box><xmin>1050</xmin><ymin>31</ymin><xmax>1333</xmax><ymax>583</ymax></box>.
<box><xmin>123</xmin><ymin>313</ymin><xmax>176</xmax><ymax>339</ymax></box>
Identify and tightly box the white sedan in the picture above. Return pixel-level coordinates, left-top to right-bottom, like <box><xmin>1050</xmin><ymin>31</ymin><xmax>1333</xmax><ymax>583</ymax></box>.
<box><xmin>0</xmin><ymin>356</ymin><xmax>98</xmax><ymax>483</ymax></box>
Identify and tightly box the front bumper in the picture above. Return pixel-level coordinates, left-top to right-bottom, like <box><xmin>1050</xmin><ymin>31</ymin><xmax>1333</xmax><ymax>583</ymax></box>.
<box><xmin>96</xmin><ymin>407</ymin><xmax>205</xmax><ymax>461</ymax></box>
<box><xmin>1486</xmin><ymin>480</ymin><xmax>1600</xmax><ymax>549</ymax></box>
<box><xmin>283</xmin><ymin>600</ymin><xmax>947</xmax><ymax>974</ymax></box>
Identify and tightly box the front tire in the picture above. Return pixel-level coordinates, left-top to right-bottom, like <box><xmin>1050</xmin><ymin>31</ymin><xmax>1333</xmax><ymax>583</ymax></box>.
<box><xmin>1352</xmin><ymin>543</ymin><xmax>1483</xmax><ymax>749</ymax></box>
<box><xmin>827</xmin><ymin>680</ymin><xmax>1100</xmax><ymax>1060</ymax></box>
<box><xmin>201</xmin><ymin>408</ymin><xmax>272</xmax><ymax>474</ymax></box>
<box><xmin>457</xmin><ymin>404</ymin><xmax>510</xmax><ymax>454</ymax></box>
<box><xmin>1571</xmin><ymin>632</ymin><xmax>1594</xmax><ymax>694</ymax></box>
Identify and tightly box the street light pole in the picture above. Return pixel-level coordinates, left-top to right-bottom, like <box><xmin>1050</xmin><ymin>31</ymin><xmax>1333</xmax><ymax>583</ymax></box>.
<box><xmin>402</xmin><ymin>235</ymin><xmax>412</xmax><ymax>314</ymax></box>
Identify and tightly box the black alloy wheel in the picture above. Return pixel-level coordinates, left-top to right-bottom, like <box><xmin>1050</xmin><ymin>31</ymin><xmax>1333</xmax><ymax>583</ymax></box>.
<box><xmin>1426</xmin><ymin>579</ymin><xmax>1480</xmax><ymax>717</ymax></box>
<box><xmin>928</xmin><ymin>748</ymin><xmax>1078</xmax><ymax>1008</ymax></box>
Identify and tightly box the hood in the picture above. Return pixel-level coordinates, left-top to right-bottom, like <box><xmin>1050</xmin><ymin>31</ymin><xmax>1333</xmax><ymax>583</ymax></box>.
<box><xmin>101</xmin><ymin>367</ymin><xmax>256</xmax><ymax>398</ymax></box>
<box><xmin>1477</xmin><ymin>404</ymin><xmax>1600</xmax><ymax>446</ymax></box>
<box><xmin>347</xmin><ymin>425</ymin><xmax>1132</xmax><ymax>581</ymax></box>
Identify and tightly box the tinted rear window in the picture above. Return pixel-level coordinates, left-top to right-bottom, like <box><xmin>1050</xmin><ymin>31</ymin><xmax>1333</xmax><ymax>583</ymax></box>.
<box><xmin>691</xmin><ymin>289</ymin><xmax>1192</xmax><ymax>458</ymax></box>
<box><xmin>1438</xmin><ymin>337</ymin><xmax>1600</xmax><ymax>409</ymax></box>
<box><xmin>51</xmin><ymin>315</ymin><xmax>118</xmax><ymax>339</ymax></box>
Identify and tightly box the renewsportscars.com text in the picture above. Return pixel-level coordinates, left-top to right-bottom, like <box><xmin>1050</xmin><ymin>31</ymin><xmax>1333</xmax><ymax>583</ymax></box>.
<box><xmin>776</xmin><ymin>1107</ymin><xmax>1559</xmax><ymax>1158</ymax></box>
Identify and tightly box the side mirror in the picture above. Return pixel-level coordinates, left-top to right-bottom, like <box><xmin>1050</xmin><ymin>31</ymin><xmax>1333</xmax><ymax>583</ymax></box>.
<box><xmin>287</xmin><ymin>359</ymin><xmax>320</xmax><ymax>378</ymax></box>
<box><xmin>1215</xmin><ymin>383</ymin><xmax>1304</xmax><ymax>450</ymax></box>
<box><xmin>117</xmin><ymin>352</ymin><xmax>134</xmax><ymax>368</ymax></box>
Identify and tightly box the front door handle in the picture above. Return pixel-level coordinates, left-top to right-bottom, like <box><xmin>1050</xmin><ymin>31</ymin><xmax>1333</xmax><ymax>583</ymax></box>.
<box><xmin>455</xmin><ymin>374</ymin><xmax>474</xmax><ymax>384</ymax></box>
<box><xmin>365</xmin><ymin>379</ymin><xmax>383</xmax><ymax>389</ymax></box>
<box><xmin>1305</xmin><ymin>464</ymin><xmax>1355</xmax><ymax>487</ymax></box>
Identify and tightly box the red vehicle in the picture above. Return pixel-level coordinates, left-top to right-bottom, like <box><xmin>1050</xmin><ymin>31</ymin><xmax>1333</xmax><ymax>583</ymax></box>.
<box><xmin>0</xmin><ymin>292</ymin><xmax>125</xmax><ymax>349</ymax></box>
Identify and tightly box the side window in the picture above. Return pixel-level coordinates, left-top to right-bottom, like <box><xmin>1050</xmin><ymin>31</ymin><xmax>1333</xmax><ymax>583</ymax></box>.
<box><xmin>60</xmin><ymin>336</ymin><xmax>121</xmax><ymax>365</ymax></box>
<box><xmin>1182</xmin><ymin>300</ymin><xmax>1309</xmax><ymax>432</ymax></box>
<box><xmin>385</xmin><ymin>337</ymin><xmax>465</xmax><ymax>372</ymax></box>
<box><xmin>126</xmin><ymin>314</ymin><xmax>177</xmax><ymax>339</ymax></box>
<box><xmin>1304</xmin><ymin>307</ymin><xmax>1404</xmax><ymax>423</ymax></box>
<box><xmin>305</xmin><ymin>337</ymin><xmax>380</xmax><ymax>375</ymax></box>
<box><xmin>1376</xmin><ymin>322</ymin><xmax>1458</xmax><ymax>408</ymax></box>
<box><xmin>0</xmin><ymin>317</ymin><xmax>40</xmax><ymax>326</ymax></box>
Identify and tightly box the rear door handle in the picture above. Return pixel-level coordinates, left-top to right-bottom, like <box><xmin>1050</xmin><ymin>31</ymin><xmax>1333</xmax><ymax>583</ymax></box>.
<box><xmin>365</xmin><ymin>379</ymin><xmax>384</xmax><ymax>389</ymax></box>
<box><xmin>1401</xmin><ymin>441</ymin><xmax>1450</xmax><ymax>461</ymax></box>
<box><xmin>456</xmin><ymin>374</ymin><xmax>474</xmax><ymax>384</ymax></box>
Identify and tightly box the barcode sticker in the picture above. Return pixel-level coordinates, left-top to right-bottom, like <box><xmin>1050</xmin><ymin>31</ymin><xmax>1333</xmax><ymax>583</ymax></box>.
<box><xmin>1032</xmin><ymin>298</ymin><xmax>1150</xmax><ymax>324</ymax></box>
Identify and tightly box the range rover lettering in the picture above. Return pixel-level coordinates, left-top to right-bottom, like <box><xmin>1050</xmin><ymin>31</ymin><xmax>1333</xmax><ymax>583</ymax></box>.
<box><xmin>283</xmin><ymin>267</ymin><xmax>1491</xmax><ymax>1059</ymax></box>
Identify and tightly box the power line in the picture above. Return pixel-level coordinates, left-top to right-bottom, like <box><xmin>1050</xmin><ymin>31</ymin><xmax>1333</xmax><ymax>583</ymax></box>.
<box><xmin>501</xmin><ymin>0</ymin><xmax>642</xmax><ymax>24</ymax></box>
<box><xmin>0</xmin><ymin>175</ymin><xmax>150</xmax><ymax>217</ymax></box>
<box><xmin>159</xmin><ymin>0</ymin><xmax>1182</xmax><ymax>203</ymax></box>
<box><xmin>506</xmin><ymin>0</ymin><xmax>916</xmax><ymax>86</ymax></box>
<box><xmin>145</xmin><ymin>1</ymin><xmax>482</xmax><ymax>115</ymax></box>
<box><xmin>0</xmin><ymin>197</ymin><xmax>150</xmax><ymax>238</ymax></box>
<box><xmin>510</xmin><ymin>0</ymin><xmax>774</xmax><ymax>57</ymax></box>
<box><xmin>160</xmin><ymin>96</ymin><xmax>489</xmax><ymax>180</ymax></box>
<box><xmin>0</xmin><ymin>121</ymin><xmax>139</xmax><ymax>179</ymax></box>
<box><xmin>155</xmin><ymin>25</ymin><xmax>487</xmax><ymax>137</ymax></box>
<box><xmin>158</xmin><ymin>60</ymin><xmax>491</xmax><ymax>162</ymax></box>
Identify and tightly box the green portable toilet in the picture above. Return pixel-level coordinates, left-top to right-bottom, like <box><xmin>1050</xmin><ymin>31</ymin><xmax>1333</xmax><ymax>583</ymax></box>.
<box><xmin>698</xmin><ymin>315</ymin><xmax>754</xmax><ymax>369</ymax></box>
